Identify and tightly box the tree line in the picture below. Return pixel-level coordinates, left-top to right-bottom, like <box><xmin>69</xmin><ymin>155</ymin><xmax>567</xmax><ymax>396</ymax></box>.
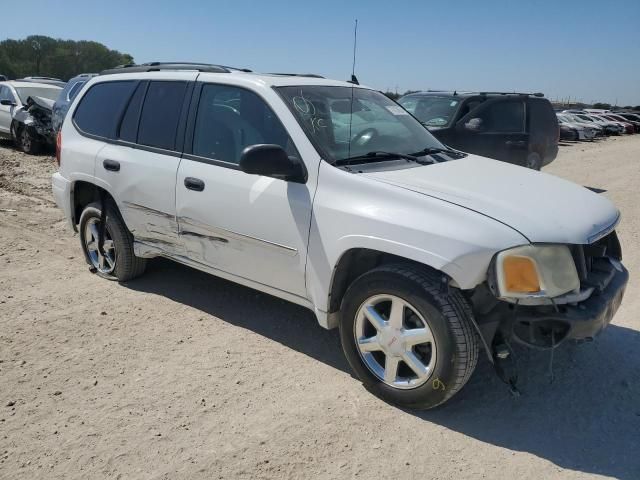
<box><xmin>0</xmin><ymin>35</ymin><xmax>133</xmax><ymax>81</ymax></box>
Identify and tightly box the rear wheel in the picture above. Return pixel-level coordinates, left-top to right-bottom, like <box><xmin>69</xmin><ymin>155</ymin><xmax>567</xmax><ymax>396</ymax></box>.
<box><xmin>525</xmin><ymin>152</ymin><xmax>542</xmax><ymax>170</ymax></box>
<box><xmin>339</xmin><ymin>264</ymin><xmax>479</xmax><ymax>409</ymax></box>
<box><xmin>18</xmin><ymin>126</ymin><xmax>41</xmax><ymax>155</ymax></box>
<box><xmin>79</xmin><ymin>201</ymin><xmax>146</xmax><ymax>281</ymax></box>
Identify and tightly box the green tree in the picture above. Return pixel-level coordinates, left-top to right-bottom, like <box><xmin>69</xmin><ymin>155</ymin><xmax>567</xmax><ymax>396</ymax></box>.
<box><xmin>592</xmin><ymin>102</ymin><xmax>611</xmax><ymax>110</ymax></box>
<box><xmin>0</xmin><ymin>35</ymin><xmax>134</xmax><ymax>80</ymax></box>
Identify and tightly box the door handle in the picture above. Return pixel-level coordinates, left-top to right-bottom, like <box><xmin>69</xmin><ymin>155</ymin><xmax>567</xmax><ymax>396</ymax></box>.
<box><xmin>184</xmin><ymin>177</ymin><xmax>205</xmax><ymax>192</ymax></box>
<box><xmin>505</xmin><ymin>140</ymin><xmax>526</xmax><ymax>147</ymax></box>
<box><xmin>103</xmin><ymin>159</ymin><xmax>120</xmax><ymax>172</ymax></box>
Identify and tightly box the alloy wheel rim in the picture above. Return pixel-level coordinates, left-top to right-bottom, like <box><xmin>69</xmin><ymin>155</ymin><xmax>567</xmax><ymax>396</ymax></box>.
<box><xmin>83</xmin><ymin>217</ymin><xmax>116</xmax><ymax>274</ymax></box>
<box><xmin>21</xmin><ymin>129</ymin><xmax>31</xmax><ymax>151</ymax></box>
<box><xmin>354</xmin><ymin>294</ymin><xmax>437</xmax><ymax>389</ymax></box>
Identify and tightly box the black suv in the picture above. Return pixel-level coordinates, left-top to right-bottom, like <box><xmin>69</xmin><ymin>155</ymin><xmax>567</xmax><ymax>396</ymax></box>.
<box><xmin>398</xmin><ymin>91</ymin><xmax>559</xmax><ymax>170</ymax></box>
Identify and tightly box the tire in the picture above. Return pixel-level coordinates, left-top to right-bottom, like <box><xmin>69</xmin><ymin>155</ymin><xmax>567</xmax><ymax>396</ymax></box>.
<box><xmin>78</xmin><ymin>201</ymin><xmax>146</xmax><ymax>282</ymax></box>
<box><xmin>525</xmin><ymin>152</ymin><xmax>542</xmax><ymax>170</ymax></box>
<box><xmin>339</xmin><ymin>264</ymin><xmax>479</xmax><ymax>409</ymax></box>
<box><xmin>18</xmin><ymin>126</ymin><xmax>41</xmax><ymax>155</ymax></box>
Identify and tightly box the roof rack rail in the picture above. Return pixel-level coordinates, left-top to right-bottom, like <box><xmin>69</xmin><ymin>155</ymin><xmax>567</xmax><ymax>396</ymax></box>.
<box><xmin>267</xmin><ymin>73</ymin><xmax>325</xmax><ymax>78</ymax></box>
<box><xmin>100</xmin><ymin>62</ymin><xmax>252</xmax><ymax>75</ymax></box>
<box><xmin>478</xmin><ymin>91</ymin><xmax>545</xmax><ymax>97</ymax></box>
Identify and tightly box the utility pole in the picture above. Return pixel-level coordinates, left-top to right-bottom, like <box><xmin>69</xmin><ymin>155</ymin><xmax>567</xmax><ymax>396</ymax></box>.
<box><xmin>32</xmin><ymin>40</ymin><xmax>42</xmax><ymax>75</ymax></box>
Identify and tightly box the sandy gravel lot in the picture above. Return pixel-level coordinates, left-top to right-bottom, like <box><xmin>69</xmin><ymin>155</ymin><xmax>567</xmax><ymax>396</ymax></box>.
<box><xmin>1</xmin><ymin>136</ymin><xmax>639</xmax><ymax>480</ymax></box>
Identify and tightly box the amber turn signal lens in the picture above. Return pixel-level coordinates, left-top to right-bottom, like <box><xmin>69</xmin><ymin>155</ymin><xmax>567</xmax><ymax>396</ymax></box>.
<box><xmin>503</xmin><ymin>256</ymin><xmax>541</xmax><ymax>293</ymax></box>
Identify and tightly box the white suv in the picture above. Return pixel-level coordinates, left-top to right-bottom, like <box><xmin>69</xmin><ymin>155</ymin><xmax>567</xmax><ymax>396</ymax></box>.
<box><xmin>52</xmin><ymin>63</ymin><xmax>628</xmax><ymax>409</ymax></box>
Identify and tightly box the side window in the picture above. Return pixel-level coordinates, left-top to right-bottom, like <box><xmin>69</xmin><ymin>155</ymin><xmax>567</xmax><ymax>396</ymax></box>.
<box><xmin>118</xmin><ymin>82</ymin><xmax>147</xmax><ymax>143</ymax></box>
<box><xmin>67</xmin><ymin>81</ymin><xmax>85</xmax><ymax>101</ymax></box>
<box><xmin>0</xmin><ymin>86</ymin><xmax>14</xmax><ymax>103</ymax></box>
<box><xmin>192</xmin><ymin>84</ymin><xmax>295</xmax><ymax>164</ymax></box>
<box><xmin>73</xmin><ymin>81</ymin><xmax>137</xmax><ymax>138</ymax></box>
<box><xmin>475</xmin><ymin>100</ymin><xmax>525</xmax><ymax>133</ymax></box>
<box><xmin>137</xmin><ymin>81</ymin><xmax>187</xmax><ymax>151</ymax></box>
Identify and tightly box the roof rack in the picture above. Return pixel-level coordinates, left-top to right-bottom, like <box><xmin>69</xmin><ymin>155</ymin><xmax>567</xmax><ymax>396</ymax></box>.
<box><xmin>100</xmin><ymin>62</ymin><xmax>252</xmax><ymax>75</ymax></box>
<box><xmin>478</xmin><ymin>91</ymin><xmax>545</xmax><ymax>97</ymax></box>
<box><xmin>267</xmin><ymin>73</ymin><xmax>325</xmax><ymax>78</ymax></box>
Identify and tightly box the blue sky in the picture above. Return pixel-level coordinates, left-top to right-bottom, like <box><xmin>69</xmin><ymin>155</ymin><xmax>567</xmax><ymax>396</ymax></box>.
<box><xmin>4</xmin><ymin>0</ymin><xmax>640</xmax><ymax>105</ymax></box>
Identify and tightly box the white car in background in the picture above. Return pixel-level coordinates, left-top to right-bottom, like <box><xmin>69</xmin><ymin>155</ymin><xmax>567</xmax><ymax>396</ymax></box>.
<box><xmin>556</xmin><ymin>113</ymin><xmax>596</xmax><ymax>140</ymax></box>
<box><xmin>571</xmin><ymin>112</ymin><xmax>623</xmax><ymax>135</ymax></box>
<box><xmin>52</xmin><ymin>63</ymin><xmax>628</xmax><ymax>409</ymax></box>
<box><xmin>561</xmin><ymin>113</ymin><xmax>604</xmax><ymax>136</ymax></box>
<box><xmin>0</xmin><ymin>80</ymin><xmax>62</xmax><ymax>152</ymax></box>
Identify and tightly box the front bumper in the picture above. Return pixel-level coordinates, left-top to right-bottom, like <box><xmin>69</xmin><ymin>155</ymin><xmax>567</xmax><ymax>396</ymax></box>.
<box><xmin>511</xmin><ymin>262</ymin><xmax>628</xmax><ymax>347</ymax></box>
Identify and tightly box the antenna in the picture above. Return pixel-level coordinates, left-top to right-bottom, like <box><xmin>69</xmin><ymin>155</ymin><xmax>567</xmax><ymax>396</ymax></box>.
<box><xmin>350</xmin><ymin>19</ymin><xmax>359</xmax><ymax>85</ymax></box>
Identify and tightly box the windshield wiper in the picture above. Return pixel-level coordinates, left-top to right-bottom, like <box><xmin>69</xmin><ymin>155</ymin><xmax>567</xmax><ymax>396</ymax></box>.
<box><xmin>334</xmin><ymin>151</ymin><xmax>422</xmax><ymax>166</ymax></box>
<box><xmin>411</xmin><ymin>147</ymin><xmax>467</xmax><ymax>158</ymax></box>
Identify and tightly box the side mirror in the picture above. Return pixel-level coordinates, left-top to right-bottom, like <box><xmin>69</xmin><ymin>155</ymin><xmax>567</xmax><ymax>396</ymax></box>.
<box><xmin>239</xmin><ymin>144</ymin><xmax>307</xmax><ymax>184</ymax></box>
<box><xmin>0</xmin><ymin>99</ymin><xmax>16</xmax><ymax>106</ymax></box>
<box><xmin>462</xmin><ymin>117</ymin><xmax>483</xmax><ymax>132</ymax></box>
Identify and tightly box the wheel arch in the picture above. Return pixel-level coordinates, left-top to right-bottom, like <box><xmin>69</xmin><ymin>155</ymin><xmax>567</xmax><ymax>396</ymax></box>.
<box><xmin>71</xmin><ymin>180</ymin><xmax>119</xmax><ymax>231</ymax></box>
<box><xmin>326</xmin><ymin>246</ymin><xmax>455</xmax><ymax>319</ymax></box>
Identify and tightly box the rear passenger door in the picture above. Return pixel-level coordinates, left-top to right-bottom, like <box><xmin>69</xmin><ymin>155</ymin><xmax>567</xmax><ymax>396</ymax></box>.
<box><xmin>175</xmin><ymin>83</ymin><xmax>313</xmax><ymax>298</ymax></box>
<box><xmin>456</xmin><ymin>98</ymin><xmax>528</xmax><ymax>165</ymax></box>
<box><xmin>76</xmin><ymin>73</ymin><xmax>196</xmax><ymax>256</ymax></box>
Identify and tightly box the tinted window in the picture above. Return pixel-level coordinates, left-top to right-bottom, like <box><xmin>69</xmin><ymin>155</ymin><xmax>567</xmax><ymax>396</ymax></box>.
<box><xmin>476</xmin><ymin>100</ymin><xmax>524</xmax><ymax>133</ymax></box>
<box><xmin>67</xmin><ymin>81</ymin><xmax>86</xmax><ymax>101</ymax></box>
<box><xmin>0</xmin><ymin>86</ymin><xmax>13</xmax><ymax>102</ymax></box>
<box><xmin>73</xmin><ymin>81</ymin><xmax>137</xmax><ymax>138</ymax></box>
<box><xmin>193</xmin><ymin>84</ymin><xmax>296</xmax><ymax>164</ymax></box>
<box><xmin>119</xmin><ymin>82</ymin><xmax>147</xmax><ymax>143</ymax></box>
<box><xmin>137</xmin><ymin>81</ymin><xmax>187</xmax><ymax>151</ymax></box>
<box><xmin>528</xmin><ymin>98</ymin><xmax>557</xmax><ymax>136</ymax></box>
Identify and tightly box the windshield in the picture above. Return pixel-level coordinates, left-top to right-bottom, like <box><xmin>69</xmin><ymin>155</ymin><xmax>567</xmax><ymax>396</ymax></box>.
<box><xmin>276</xmin><ymin>86</ymin><xmax>444</xmax><ymax>163</ymax></box>
<box><xmin>15</xmin><ymin>86</ymin><xmax>62</xmax><ymax>103</ymax></box>
<box><xmin>398</xmin><ymin>95</ymin><xmax>460</xmax><ymax>127</ymax></box>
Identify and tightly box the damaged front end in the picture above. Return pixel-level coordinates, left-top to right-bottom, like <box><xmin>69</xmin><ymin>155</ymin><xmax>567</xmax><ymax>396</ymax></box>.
<box><xmin>468</xmin><ymin>230</ymin><xmax>628</xmax><ymax>392</ymax></box>
<box><xmin>12</xmin><ymin>95</ymin><xmax>56</xmax><ymax>148</ymax></box>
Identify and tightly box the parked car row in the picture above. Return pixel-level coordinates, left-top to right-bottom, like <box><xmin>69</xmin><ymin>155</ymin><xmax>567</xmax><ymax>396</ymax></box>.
<box><xmin>0</xmin><ymin>73</ymin><xmax>96</xmax><ymax>153</ymax></box>
<box><xmin>558</xmin><ymin>109</ymin><xmax>640</xmax><ymax>141</ymax></box>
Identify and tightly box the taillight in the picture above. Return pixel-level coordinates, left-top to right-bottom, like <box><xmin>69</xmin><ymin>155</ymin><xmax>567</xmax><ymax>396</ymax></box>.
<box><xmin>55</xmin><ymin>131</ymin><xmax>62</xmax><ymax>167</ymax></box>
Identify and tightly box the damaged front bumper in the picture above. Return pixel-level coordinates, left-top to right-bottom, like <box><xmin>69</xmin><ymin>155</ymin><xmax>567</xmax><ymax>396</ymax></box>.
<box><xmin>509</xmin><ymin>261</ymin><xmax>627</xmax><ymax>348</ymax></box>
<box><xmin>471</xmin><ymin>231</ymin><xmax>627</xmax><ymax>351</ymax></box>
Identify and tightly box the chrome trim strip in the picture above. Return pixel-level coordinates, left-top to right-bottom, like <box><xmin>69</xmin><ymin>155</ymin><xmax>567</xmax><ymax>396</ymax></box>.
<box><xmin>588</xmin><ymin>212</ymin><xmax>620</xmax><ymax>244</ymax></box>
<box><xmin>179</xmin><ymin>216</ymin><xmax>298</xmax><ymax>255</ymax></box>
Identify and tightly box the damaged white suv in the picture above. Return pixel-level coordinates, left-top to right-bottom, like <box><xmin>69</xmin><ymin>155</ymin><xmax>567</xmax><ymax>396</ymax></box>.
<box><xmin>52</xmin><ymin>63</ymin><xmax>628</xmax><ymax>409</ymax></box>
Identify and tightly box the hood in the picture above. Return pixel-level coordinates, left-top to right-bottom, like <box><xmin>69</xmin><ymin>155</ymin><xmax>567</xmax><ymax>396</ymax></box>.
<box><xmin>363</xmin><ymin>155</ymin><xmax>619</xmax><ymax>244</ymax></box>
<box><xmin>26</xmin><ymin>95</ymin><xmax>55</xmax><ymax>111</ymax></box>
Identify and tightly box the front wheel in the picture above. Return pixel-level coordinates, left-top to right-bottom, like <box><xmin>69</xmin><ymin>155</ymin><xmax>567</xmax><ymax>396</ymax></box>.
<box><xmin>79</xmin><ymin>201</ymin><xmax>146</xmax><ymax>281</ymax></box>
<box><xmin>18</xmin><ymin>126</ymin><xmax>42</xmax><ymax>155</ymax></box>
<box><xmin>339</xmin><ymin>264</ymin><xmax>479</xmax><ymax>409</ymax></box>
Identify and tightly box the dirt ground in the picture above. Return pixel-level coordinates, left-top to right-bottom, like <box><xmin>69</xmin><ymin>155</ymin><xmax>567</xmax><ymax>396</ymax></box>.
<box><xmin>1</xmin><ymin>136</ymin><xmax>639</xmax><ymax>480</ymax></box>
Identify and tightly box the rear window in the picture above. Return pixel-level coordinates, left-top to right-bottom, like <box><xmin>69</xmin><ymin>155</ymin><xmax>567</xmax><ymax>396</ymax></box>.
<box><xmin>137</xmin><ymin>81</ymin><xmax>187</xmax><ymax>151</ymax></box>
<box><xmin>67</xmin><ymin>81</ymin><xmax>86</xmax><ymax>101</ymax></box>
<box><xmin>73</xmin><ymin>81</ymin><xmax>137</xmax><ymax>139</ymax></box>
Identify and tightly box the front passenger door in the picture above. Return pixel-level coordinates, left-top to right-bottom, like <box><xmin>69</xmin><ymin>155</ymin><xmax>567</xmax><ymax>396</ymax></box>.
<box><xmin>176</xmin><ymin>83</ymin><xmax>313</xmax><ymax>298</ymax></box>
